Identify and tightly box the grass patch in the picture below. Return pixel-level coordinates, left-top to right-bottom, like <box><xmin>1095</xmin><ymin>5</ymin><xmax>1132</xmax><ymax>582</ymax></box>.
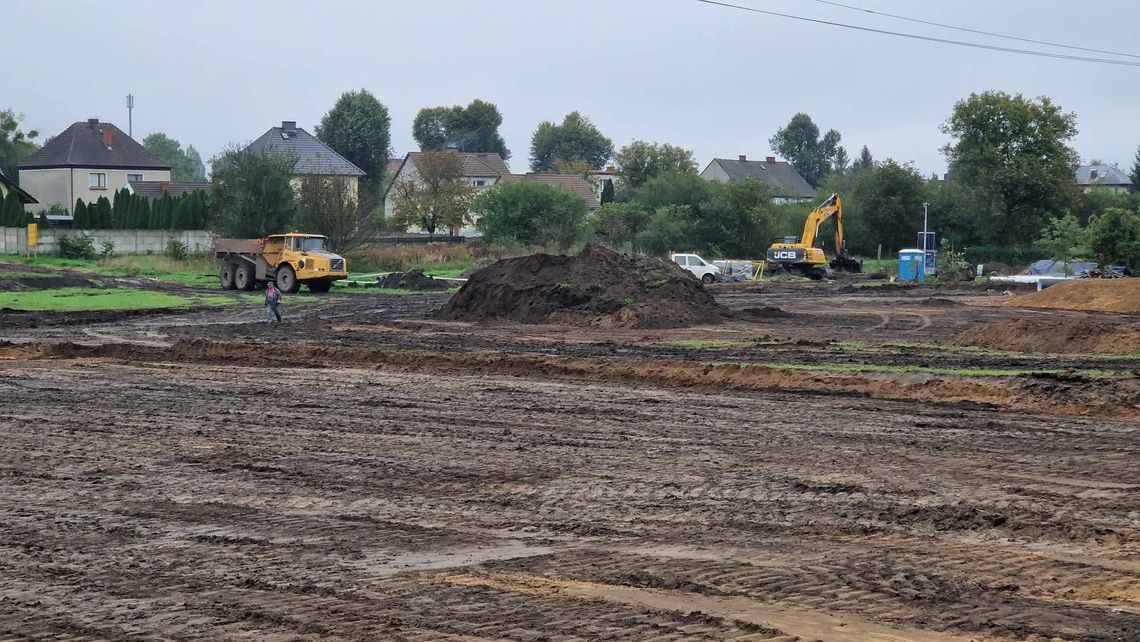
<box><xmin>0</xmin><ymin>287</ymin><xmax>243</xmax><ymax>312</ymax></box>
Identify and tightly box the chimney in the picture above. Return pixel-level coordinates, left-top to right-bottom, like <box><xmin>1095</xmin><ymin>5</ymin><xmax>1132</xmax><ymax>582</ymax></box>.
<box><xmin>766</xmin><ymin>156</ymin><xmax>776</xmax><ymax>163</ymax></box>
<box><xmin>281</xmin><ymin>120</ymin><xmax>297</xmax><ymax>131</ymax></box>
<box><xmin>738</xmin><ymin>154</ymin><xmax>747</xmax><ymax>161</ymax></box>
<box><xmin>1090</xmin><ymin>168</ymin><xmax>1099</xmax><ymax>180</ymax></box>
<box><xmin>87</xmin><ymin>118</ymin><xmax>99</xmax><ymax>124</ymax></box>
<box><xmin>102</xmin><ymin>128</ymin><xmax>113</xmax><ymax>148</ymax></box>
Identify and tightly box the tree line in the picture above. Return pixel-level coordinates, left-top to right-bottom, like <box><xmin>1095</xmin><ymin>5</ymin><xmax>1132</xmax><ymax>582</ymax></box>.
<box><xmin>70</xmin><ymin>188</ymin><xmax>209</xmax><ymax>230</ymax></box>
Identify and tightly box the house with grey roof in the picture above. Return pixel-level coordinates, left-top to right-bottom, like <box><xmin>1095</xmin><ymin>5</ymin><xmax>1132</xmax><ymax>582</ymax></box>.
<box><xmin>0</xmin><ymin>167</ymin><xmax>37</xmax><ymax>206</ymax></box>
<box><xmin>700</xmin><ymin>155</ymin><xmax>815</xmax><ymax>202</ymax></box>
<box><xmin>17</xmin><ymin>118</ymin><xmax>171</xmax><ymax>213</ymax></box>
<box><xmin>1075</xmin><ymin>164</ymin><xmax>1132</xmax><ymax>195</ymax></box>
<box><xmin>248</xmin><ymin>121</ymin><xmax>366</xmax><ymax>196</ymax></box>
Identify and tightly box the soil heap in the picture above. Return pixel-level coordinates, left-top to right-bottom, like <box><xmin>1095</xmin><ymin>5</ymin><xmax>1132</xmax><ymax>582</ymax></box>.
<box><xmin>1005</xmin><ymin>278</ymin><xmax>1140</xmax><ymax>313</ymax></box>
<box><xmin>949</xmin><ymin>318</ymin><xmax>1140</xmax><ymax>355</ymax></box>
<box><xmin>376</xmin><ymin>270</ymin><xmax>449</xmax><ymax>291</ymax></box>
<box><xmin>437</xmin><ymin>243</ymin><xmax>730</xmax><ymax>328</ymax></box>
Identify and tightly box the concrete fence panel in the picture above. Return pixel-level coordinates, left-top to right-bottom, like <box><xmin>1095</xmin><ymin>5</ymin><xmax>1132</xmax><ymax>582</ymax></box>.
<box><xmin>0</xmin><ymin>228</ymin><xmax>214</xmax><ymax>256</ymax></box>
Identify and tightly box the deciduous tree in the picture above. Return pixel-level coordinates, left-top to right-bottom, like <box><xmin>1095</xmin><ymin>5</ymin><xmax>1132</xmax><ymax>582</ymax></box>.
<box><xmin>143</xmin><ymin>133</ymin><xmax>207</xmax><ymax>182</ymax></box>
<box><xmin>412</xmin><ymin>100</ymin><xmax>509</xmax><ymax>159</ymax></box>
<box><xmin>941</xmin><ymin>91</ymin><xmax>1079</xmax><ymax>245</ymax></box>
<box><xmin>0</xmin><ymin>109</ymin><xmax>39</xmax><ymax>181</ymax></box>
<box><xmin>769</xmin><ymin>113</ymin><xmax>841</xmax><ymax>187</ymax></box>
<box><xmin>388</xmin><ymin>151</ymin><xmax>473</xmax><ymax>238</ymax></box>
<box><xmin>475</xmin><ymin>179</ymin><xmax>587</xmax><ymax>250</ymax></box>
<box><xmin>1087</xmin><ymin>207</ymin><xmax>1140</xmax><ymax>268</ymax></box>
<box><xmin>529</xmin><ymin>111</ymin><xmax>613</xmax><ymax>173</ymax></box>
<box><xmin>209</xmin><ymin>146</ymin><xmax>297</xmax><ymax>238</ymax></box>
<box><xmin>297</xmin><ymin>176</ymin><xmax>378</xmax><ymax>253</ymax></box>
<box><xmin>592</xmin><ymin>202</ymin><xmax>650</xmax><ymax>250</ymax></box>
<box><xmin>613</xmin><ymin>140</ymin><xmax>697</xmax><ymax>189</ymax></box>
<box><xmin>315</xmin><ymin>89</ymin><xmax>392</xmax><ymax>194</ymax></box>
<box><xmin>852</xmin><ymin>160</ymin><xmax>928</xmax><ymax>254</ymax></box>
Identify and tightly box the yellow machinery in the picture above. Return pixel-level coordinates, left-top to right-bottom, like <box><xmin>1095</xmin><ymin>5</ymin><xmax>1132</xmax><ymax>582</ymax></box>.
<box><xmin>766</xmin><ymin>193</ymin><xmax>861</xmax><ymax>280</ymax></box>
<box><xmin>216</xmin><ymin>233</ymin><xmax>348</xmax><ymax>293</ymax></box>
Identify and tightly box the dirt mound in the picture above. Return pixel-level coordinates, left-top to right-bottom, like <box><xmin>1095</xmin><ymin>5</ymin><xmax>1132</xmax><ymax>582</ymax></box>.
<box><xmin>437</xmin><ymin>244</ymin><xmax>730</xmax><ymax>328</ymax></box>
<box><xmin>376</xmin><ymin>270</ymin><xmax>450</xmax><ymax>290</ymax></box>
<box><xmin>1005</xmin><ymin>278</ymin><xmax>1140</xmax><ymax>313</ymax></box>
<box><xmin>0</xmin><ymin>275</ymin><xmax>95</xmax><ymax>291</ymax></box>
<box><xmin>950</xmin><ymin>318</ymin><xmax>1140</xmax><ymax>355</ymax></box>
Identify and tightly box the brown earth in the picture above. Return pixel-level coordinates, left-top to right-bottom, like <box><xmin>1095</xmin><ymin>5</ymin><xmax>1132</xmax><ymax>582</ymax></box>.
<box><xmin>0</xmin><ymin>278</ymin><xmax>1138</xmax><ymax>640</ymax></box>
<box><xmin>1005</xmin><ymin>278</ymin><xmax>1140</xmax><ymax>313</ymax></box>
<box><xmin>375</xmin><ymin>269</ymin><xmax>450</xmax><ymax>290</ymax></box>
<box><xmin>951</xmin><ymin>317</ymin><xmax>1140</xmax><ymax>355</ymax></box>
<box><xmin>438</xmin><ymin>243</ymin><xmax>730</xmax><ymax>328</ymax></box>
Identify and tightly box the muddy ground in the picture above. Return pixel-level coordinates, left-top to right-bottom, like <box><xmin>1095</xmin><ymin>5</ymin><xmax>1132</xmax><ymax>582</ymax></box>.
<box><xmin>0</xmin><ymin>278</ymin><xmax>1137</xmax><ymax>641</ymax></box>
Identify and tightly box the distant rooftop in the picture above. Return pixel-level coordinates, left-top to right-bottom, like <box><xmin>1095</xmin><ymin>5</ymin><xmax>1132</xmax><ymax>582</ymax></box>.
<box><xmin>248</xmin><ymin>121</ymin><xmax>365</xmax><ymax>177</ymax></box>
<box><xmin>19</xmin><ymin>119</ymin><xmax>170</xmax><ymax>170</ymax></box>
<box><xmin>1075</xmin><ymin>163</ymin><xmax>1130</xmax><ymax>186</ymax></box>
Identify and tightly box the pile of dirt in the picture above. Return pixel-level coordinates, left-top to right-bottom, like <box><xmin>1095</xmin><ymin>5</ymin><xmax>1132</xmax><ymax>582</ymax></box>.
<box><xmin>1005</xmin><ymin>278</ymin><xmax>1140</xmax><ymax>313</ymax></box>
<box><xmin>376</xmin><ymin>270</ymin><xmax>449</xmax><ymax>290</ymax></box>
<box><xmin>437</xmin><ymin>244</ymin><xmax>730</xmax><ymax>328</ymax></box>
<box><xmin>949</xmin><ymin>318</ymin><xmax>1140</xmax><ymax>355</ymax></box>
<box><xmin>0</xmin><ymin>274</ymin><xmax>95</xmax><ymax>291</ymax></box>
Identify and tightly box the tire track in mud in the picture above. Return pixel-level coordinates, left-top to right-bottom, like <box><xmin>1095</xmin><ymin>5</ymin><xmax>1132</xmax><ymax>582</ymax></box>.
<box><xmin>0</xmin><ymin>359</ymin><xmax>1136</xmax><ymax>639</ymax></box>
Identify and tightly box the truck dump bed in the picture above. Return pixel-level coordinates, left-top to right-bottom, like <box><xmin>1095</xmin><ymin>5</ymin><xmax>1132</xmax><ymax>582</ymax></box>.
<box><xmin>216</xmin><ymin>239</ymin><xmax>264</xmax><ymax>255</ymax></box>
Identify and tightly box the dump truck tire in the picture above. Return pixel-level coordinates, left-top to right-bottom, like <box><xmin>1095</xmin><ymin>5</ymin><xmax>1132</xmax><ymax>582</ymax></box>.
<box><xmin>276</xmin><ymin>265</ymin><xmax>300</xmax><ymax>293</ymax></box>
<box><xmin>235</xmin><ymin>264</ymin><xmax>255</xmax><ymax>291</ymax></box>
<box><xmin>220</xmin><ymin>263</ymin><xmax>237</xmax><ymax>290</ymax></box>
<box><xmin>307</xmin><ymin>279</ymin><xmax>332</xmax><ymax>293</ymax></box>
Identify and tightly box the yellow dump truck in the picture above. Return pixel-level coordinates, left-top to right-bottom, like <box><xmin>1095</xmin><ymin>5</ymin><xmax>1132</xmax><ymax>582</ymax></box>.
<box><xmin>216</xmin><ymin>233</ymin><xmax>348</xmax><ymax>293</ymax></box>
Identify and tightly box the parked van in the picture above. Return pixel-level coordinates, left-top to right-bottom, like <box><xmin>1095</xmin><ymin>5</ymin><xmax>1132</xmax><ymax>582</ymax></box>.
<box><xmin>671</xmin><ymin>253</ymin><xmax>720</xmax><ymax>284</ymax></box>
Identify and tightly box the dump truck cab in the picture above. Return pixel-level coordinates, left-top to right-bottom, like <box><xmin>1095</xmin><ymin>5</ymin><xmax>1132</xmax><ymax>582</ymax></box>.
<box><xmin>216</xmin><ymin>233</ymin><xmax>348</xmax><ymax>293</ymax></box>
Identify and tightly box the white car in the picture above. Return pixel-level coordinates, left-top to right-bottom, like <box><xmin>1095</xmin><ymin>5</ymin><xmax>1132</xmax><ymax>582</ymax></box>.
<box><xmin>671</xmin><ymin>253</ymin><xmax>721</xmax><ymax>284</ymax></box>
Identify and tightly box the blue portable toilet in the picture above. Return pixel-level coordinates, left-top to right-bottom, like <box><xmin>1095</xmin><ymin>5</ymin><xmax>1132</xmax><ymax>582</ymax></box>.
<box><xmin>898</xmin><ymin>249</ymin><xmax>926</xmax><ymax>282</ymax></box>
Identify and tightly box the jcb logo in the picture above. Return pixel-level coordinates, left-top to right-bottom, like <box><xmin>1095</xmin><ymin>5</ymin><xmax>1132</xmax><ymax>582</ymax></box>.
<box><xmin>771</xmin><ymin>251</ymin><xmax>799</xmax><ymax>260</ymax></box>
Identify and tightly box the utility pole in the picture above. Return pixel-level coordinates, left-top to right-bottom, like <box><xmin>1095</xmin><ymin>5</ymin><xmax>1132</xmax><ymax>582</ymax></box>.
<box><xmin>126</xmin><ymin>94</ymin><xmax>134</xmax><ymax>137</ymax></box>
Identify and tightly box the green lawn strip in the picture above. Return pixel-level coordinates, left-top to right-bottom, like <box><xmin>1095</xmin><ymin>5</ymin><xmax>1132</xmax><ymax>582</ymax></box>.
<box><xmin>713</xmin><ymin>360</ymin><xmax>1118</xmax><ymax>379</ymax></box>
<box><xmin>0</xmin><ymin>287</ymin><xmax>244</xmax><ymax>312</ymax></box>
<box><xmin>2</xmin><ymin>255</ymin><xmax>216</xmax><ymax>288</ymax></box>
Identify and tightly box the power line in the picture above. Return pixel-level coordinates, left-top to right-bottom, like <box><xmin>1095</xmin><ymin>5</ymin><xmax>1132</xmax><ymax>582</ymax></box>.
<box><xmin>693</xmin><ymin>0</ymin><xmax>1140</xmax><ymax>67</ymax></box>
<box><xmin>810</xmin><ymin>0</ymin><xmax>1140</xmax><ymax>60</ymax></box>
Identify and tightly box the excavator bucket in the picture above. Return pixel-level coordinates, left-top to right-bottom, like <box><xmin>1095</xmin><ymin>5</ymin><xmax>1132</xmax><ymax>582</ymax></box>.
<box><xmin>830</xmin><ymin>256</ymin><xmax>862</xmax><ymax>273</ymax></box>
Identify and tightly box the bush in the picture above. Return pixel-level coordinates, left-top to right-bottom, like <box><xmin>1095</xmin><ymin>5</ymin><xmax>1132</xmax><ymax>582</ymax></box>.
<box><xmin>59</xmin><ymin>233</ymin><xmax>96</xmax><ymax>259</ymax></box>
<box><xmin>1087</xmin><ymin>207</ymin><xmax>1140</xmax><ymax>268</ymax></box>
<box><xmin>99</xmin><ymin>238</ymin><xmax>116</xmax><ymax>260</ymax></box>
<box><xmin>165</xmin><ymin>237</ymin><xmax>188</xmax><ymax>260</ymax></box>
<box><xmin>961</xmin><ymin>245</ymin><xmax>1048</xmax><ymax>267</ymax></box>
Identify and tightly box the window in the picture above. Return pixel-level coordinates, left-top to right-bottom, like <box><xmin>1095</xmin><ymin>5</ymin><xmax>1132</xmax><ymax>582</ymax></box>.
<box><xmin>296</xmin><ymin>237</ymin><xmax>325</xmax><ymax>252</ymax></box>
<box><xmin>127</xmin><ymin>173</ymin><xmax>143</xmax><ymax>183</ymax></box>
<box><xmin>672</xmin><ymin>256</ymin><xmax>684</xmax><ymax>265</ymax></box>
<box><xmin>688</xmin><ymin>257</ymin><xmax>703</xmax><ymax>266</ymax></box>
<box><xmin>88</xmin><ymin>172</ymin><xmax>107</xmax><ymax>189</ymax></box>
<box><xmin>473</xmin><ymin>180</ymin><xmax>486</xmax><ymax>187</ymax></box>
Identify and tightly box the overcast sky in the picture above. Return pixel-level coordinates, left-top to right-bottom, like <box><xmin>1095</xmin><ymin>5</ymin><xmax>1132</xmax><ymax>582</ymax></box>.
<box><xmin>5</xmin><ymin>0</ymin><xmax>1137</xmax><ymax>176</ymax></box>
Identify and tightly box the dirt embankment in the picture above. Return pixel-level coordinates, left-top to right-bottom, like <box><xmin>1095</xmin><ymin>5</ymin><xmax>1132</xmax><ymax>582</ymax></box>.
<box><xmin>376</xmin><ymin>270</ymin><xmax>450</xmax><ymax>290</ymax></box>
<box><xmin>950</xmin><ymin>318</ymin><xmax>1140</xmax><ymax>355</ymax></box>
<box><xmin>1005</xmin><ymin>278</ymin><xmax>1140</xmax><ymax>313</ymax></box>
<box><xmin>438</xmin><ymin>244</ymin><xmax>730</xmax><ymax>329</ymax></box>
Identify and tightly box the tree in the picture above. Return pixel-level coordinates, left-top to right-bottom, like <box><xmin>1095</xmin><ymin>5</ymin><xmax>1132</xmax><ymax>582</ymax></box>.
<box><xmin>941</xmin><ymin>91</ymin><xmax>1080</xmax><ymax>245</ymax></box>
<box><xmin>73</xmin><ymin>199</ymin><xmax>90</xmax><ymax>229</ymax></box>
<box><xmin>635</xmin><ymin>205</ymin><xmax>692</xmax><ymax>256</ymax></box>
<box><xmin>631</xmin><ymin>171</ymin><xmax>712</xmax><ymax>215</ymax></box>
<box><xmin>315</xmin><ymin>89</ymin><xmax>392</xmax><ymax>194</ymax></box>
<box><xmin>92</xmin><ymin>196</ymin><xmax>112</xmax><ymax>229</ymax></box>
<box><xmin>592</xmin><ymin>202</ymin><xmax>650</xmax><ymax>250</ymax></box>
<box><xmin>475</xmin><ymin>180</ymin><xmax>588</xmax><ymax>250</ymax></box>
<box><xmin>0</xmin><ymin>109</ymin><xmax>39</xmax><ymax>181</ymax></box>
<box><xmin>143</xmin><ymin>133</ymin><xmax>207</xmax><ymax>182</ymax></box>
<box><xmin>412</xmin><ymin>100</ymin><xmax>510</xmax><ymax>159</ymax></box>
<box><xmin>1130</xmin><ymin>146</ymin><xmax>1140</xmax><ymax>192</ymax></box>
<box><xmin>210</xmin><ymin>146</ymin><xmax>297</xmax><ymax>238</ymax></box>
<box><xmin>388</xmin><ymin>150</ymin><xmax>473</xmax><ymax>238</ymax></box>
<box><xmin>612</xmin><ymin>140</ymin><xmax>697</xmax><ymax>189</ymax></box>
<box><xmin>297</xmin><ymin>176</ymin><xmax>378</xmax><ymax>253</ymax></box>
<box><xmin>599</xmin><ymin>179</ymin><xmax>615</xmax><ymax>205</ymax></box>
<box><xmin>833</xmin><ymin>147</ymin><xmax>850</xmax><ymax>175</ymax></box>
<box><xmin>1087</xmin><ymin>207</ymin><xmax>1140</xmax><ymax>268</ymax></box>
<box><xmin>851</xmin><ymin>145</ymin><xmax>874</xmax><ymax>173</ymax></box>
<box><xmin>2</xmin><ymin>189</ymin><xmax>27</xmax><ymax>226</ymax></box>
<box><xmin>769</xmin><ymin>113</ymin><xmax>841</xmax><ymax>187</ymax></box>
<box><xmin>1037</xmin><ymin>213</ymin><xmax>1089</xmax><ymax>261</ymax></box>
<box><xmin>851</xmin><ymin>161</ymin><xmax>928</xmax><ymax>254</ymax></box>
<box><xmin>529</xmin><ymin>111</ymin><xmax>613</xmax><ymax>173</ymax></box>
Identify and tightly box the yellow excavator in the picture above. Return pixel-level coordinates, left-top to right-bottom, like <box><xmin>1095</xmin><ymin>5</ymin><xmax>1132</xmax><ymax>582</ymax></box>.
<box><xmin>766</xmin><ymin>193</ymin><xmax>861</xmax><ymax>280</ymax></box>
